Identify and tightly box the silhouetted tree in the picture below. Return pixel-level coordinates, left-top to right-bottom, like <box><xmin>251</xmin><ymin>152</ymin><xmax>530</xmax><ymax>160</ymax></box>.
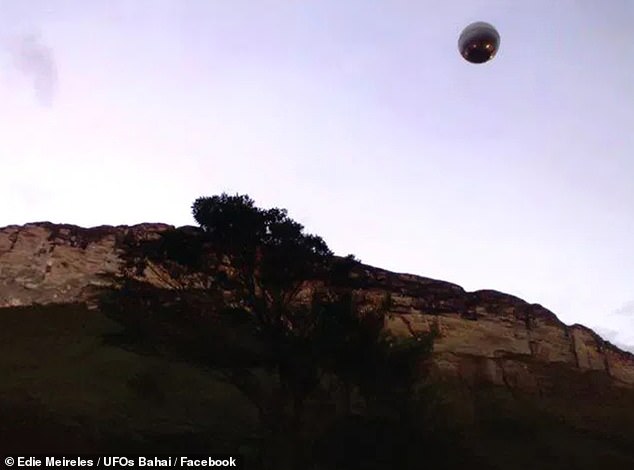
<box><xmin>101</xmin><ymin>193</ymin><xmax>437</xmax><ymax>469</ymax></box>
<box><xmin>313</xmin><ymin>290</ymin><xmax>434</xmax><ymax>409</ymax></box>
<box><xmin>308</xmin><ymin>289</ymin><xmax>439</xmax><ymax>469</ymax></box>
<box><xmin>106</xmin><ymin>194</ymin><xmax>355</xmax><ymax>467</ymax></box>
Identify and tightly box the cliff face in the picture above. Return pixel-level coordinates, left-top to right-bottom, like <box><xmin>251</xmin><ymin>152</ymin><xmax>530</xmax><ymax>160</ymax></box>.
<box><xmin>0</xmin><ymin>222</ymin><xmax>171</xmax><ymax>307</ymax></box>
<box><xmin>1</xmin><ymin>222</ymin><xmax>633</xmax><ymax>392</ymax></box>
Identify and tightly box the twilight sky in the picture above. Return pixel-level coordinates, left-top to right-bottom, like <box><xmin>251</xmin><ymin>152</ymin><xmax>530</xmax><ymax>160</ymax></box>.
<box><xmin>1</xmin><ymin>1</ymin><xmax>632</xmax><ymax>351</ymax></box>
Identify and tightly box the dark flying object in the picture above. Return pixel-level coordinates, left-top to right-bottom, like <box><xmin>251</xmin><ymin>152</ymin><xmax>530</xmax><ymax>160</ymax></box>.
<box><xmin>459</xmin><ymin>22</ymin><xmax>500</xmax><ymax>64</ymax></box>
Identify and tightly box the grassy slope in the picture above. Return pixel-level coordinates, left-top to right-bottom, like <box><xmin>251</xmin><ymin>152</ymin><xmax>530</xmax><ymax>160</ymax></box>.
<box><xmin>0</xmin><ymin>303</ymin><xmax>258</xmax><ymax>453</ymax></box>
<box><xmin>1</xmin><ymin>302</ymin><xmax>633</xmax><ymax>469</ymax></box>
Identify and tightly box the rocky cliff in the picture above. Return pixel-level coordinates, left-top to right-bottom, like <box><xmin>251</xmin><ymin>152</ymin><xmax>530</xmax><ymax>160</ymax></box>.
<box><xmin>2</xmin><ymin>221</ymin><xmax>633</xmax><ymax>392</ymax></box>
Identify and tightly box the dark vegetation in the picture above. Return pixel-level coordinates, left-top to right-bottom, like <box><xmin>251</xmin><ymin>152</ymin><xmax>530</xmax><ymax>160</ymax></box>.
<box><xmin>1</xmin><ymin>193</ymin><xmax>634</xmax><ymax>468</ymax></box>
<box><xmin>99</xmin><ymin>193</ymin><xmax>445</xmax><ymax>469</ymax></box>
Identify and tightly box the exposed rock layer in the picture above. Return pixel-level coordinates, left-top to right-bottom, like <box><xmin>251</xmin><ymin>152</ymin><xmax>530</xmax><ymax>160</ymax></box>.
<box><xmin>1</xmin><ymin>222</ymin><xmax>632</xmax><ymax>391</ymax></box>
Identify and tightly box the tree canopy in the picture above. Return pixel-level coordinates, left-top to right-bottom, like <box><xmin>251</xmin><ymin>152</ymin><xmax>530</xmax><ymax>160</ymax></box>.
<box><xmin>101</xmin><ymin>192</ymin><xmax>437</xmax><ymax>470</ymax></box>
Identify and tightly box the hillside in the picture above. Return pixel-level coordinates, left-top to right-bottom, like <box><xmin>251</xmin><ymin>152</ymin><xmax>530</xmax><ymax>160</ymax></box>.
<box><xmin>1</xmin><ymin>222</ymin><xmax>633</xmax><ymax>468</ymax></box>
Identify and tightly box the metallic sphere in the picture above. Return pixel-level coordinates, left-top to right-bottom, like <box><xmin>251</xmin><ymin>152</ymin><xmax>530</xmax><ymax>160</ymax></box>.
<box><xmin>459</xmin><ymin>22</ymin><xmax>500</xmax><ymax>64</ymax></box>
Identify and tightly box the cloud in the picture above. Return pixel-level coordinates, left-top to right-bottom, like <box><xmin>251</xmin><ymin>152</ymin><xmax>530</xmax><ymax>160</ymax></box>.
<box><xmin>592</xmin><ymin>300</ymin><xmax>634</xmax><ymax>353</ymax></box>
<box><xmin>594</xmin><ymin>326</ymin><xmax>634</xmax><ymax>353</ymax></box>
<box><xmin>6</xmin><ymin>32</ymin><xmax>57</xmax><ymax>107</ymax></box>
<box><xmin>613</xmin><ymin>300</ymin><xmax>634</xmax><ymax>317</ymax></box>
